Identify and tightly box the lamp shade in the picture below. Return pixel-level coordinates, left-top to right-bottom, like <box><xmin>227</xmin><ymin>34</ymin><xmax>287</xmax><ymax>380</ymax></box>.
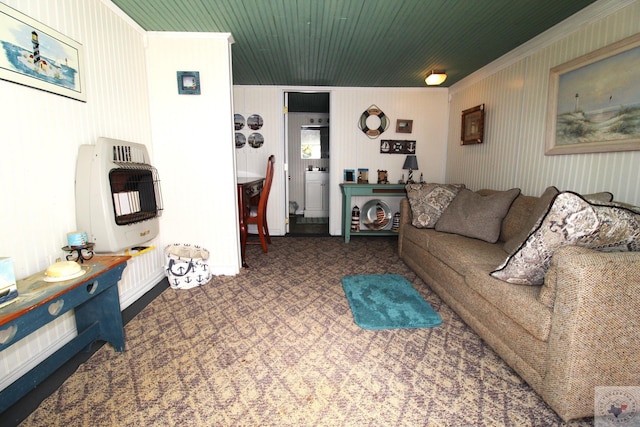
<box><xmin>402</xmin><ymin>155</ymin><xmax>418</xmax><ymax>170</ymax></box>
<box><xmin>425</xmin><ymin>70</ymin><xmax>447</xmax><ymax>86</ymax></box>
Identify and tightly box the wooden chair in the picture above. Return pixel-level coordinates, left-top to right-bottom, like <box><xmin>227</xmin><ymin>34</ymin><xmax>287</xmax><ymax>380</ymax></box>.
<box><xmin>246</xmin><ymin>155</ymin><xmax>275</xmax><ymax>253</ymax></box>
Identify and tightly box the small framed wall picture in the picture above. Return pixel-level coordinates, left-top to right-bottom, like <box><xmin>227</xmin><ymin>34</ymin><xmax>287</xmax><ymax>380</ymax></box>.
<box><xmin>344</xmin><ymin>169</ymin><xmax>356</xmax><ymax>183</ymax></box>
<box><xmin>357</xmin><ymin>168</ymin><xmax>369</xmax><ymax>184</ymax></box>
<box><xmin>461</xmin><ymin>104</ymin><xmax>485</xmax><ymax>145</ymax></box>
<box><xmin>396</xmin><ymin>119</ymin><xmax>413</xmax><ymax>133</ymax></box>
<box><xmin>177</xmin><ymin>71</ymin><xmax>201</xmax><ymax>95</ymax></box>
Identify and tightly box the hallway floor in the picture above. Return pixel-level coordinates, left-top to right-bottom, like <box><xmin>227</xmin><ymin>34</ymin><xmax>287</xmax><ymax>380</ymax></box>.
<box><xmin>287</xmin><ymin>215</ymin><xmax>329</xmax><ymax>236</ymax></box>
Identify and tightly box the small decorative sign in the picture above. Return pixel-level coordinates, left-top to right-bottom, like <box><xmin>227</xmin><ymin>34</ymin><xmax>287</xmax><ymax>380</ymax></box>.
<box><xmin>380</xmin><ymin>140</ymin><xmax>416</xmax><ymax>154</ymax></box>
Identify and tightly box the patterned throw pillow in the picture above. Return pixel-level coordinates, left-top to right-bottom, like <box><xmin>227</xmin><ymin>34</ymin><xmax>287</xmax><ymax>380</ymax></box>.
<box><xmin>405</xmin><ymin>183</ymin><xmax>465</xmax><ymax>228</ymax></box>
<box><xmin>491</xmin><ymin>191</ymin><xmax>640</xmax><ymax>285</ymax></box>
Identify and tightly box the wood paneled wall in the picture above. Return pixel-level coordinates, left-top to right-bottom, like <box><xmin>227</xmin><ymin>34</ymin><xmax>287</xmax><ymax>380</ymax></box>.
<box><xmin>0</xmin><ymin>0</ymin><xmax>163</xmax><ymax>394</ymax></box>
<box><xmin>447</xmin><ymin>0</ymin><xmax>640</xmax><ymax>205</ymax></box>
<box><xmin>234</xmin><ymin>86</ymin><xmax>449</xmax><ymax>235</ymax></box>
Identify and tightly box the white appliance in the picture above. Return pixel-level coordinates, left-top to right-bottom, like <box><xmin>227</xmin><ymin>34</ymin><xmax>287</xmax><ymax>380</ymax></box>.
<box><xmin>75</xmin><ymin>137</ymin><xmax>163</xmax><ymax>252</ymax></box>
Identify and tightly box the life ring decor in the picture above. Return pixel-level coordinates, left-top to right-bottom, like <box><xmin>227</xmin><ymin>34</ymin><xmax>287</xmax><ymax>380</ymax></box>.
<box><xmin>358</xmin><ymin>105</ymin><xmax>389</xmax><ymax>139</ymax></box>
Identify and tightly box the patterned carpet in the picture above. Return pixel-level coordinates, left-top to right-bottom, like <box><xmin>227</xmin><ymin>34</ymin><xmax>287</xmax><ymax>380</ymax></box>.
<box><xmin>21</xmin><ymin>237</ymin><xmax>593</xmax><ymax>426</ymax></box>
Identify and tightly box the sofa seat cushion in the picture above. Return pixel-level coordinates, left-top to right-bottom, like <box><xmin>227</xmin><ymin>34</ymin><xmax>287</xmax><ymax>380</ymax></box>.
<box><xmin>435</xmin><ymin>188</ymin><xmax>521</xmax><ymax>243</ymax></box>
<box><xmin>402</xmin><ymin>226</ymin><xmax>437</xmax><ymax>252</ymax></box>
<box><xmin>465</xmin><ymin>266</ymin><xmax>553</xmax><ymax>342</ymax></box>
<box><xmin>425</xmin><ymin>231</ymin><xmax>508</xmax><ymax>276</ymax></box>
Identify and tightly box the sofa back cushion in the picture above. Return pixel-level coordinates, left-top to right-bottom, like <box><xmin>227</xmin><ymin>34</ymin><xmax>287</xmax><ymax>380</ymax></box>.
<box><xmin>435</xmin><ymin>188</ymin><xmax>520</xmax><ymax>243</ymax></box>
<box><xmin>503</xmin><ymin>186</ymin><xmax>560</xmax><ymax>254</ymax></box>
<box><xmin>477</xmin><ymin>189</ymin><xmax>542</xmax><ymax>244</ymax></box>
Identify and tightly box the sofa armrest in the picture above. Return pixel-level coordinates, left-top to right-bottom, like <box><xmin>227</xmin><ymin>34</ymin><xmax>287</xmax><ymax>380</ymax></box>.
<box><xmin>543</xmin><ymin>247</ymin><xmax>640</xmax><ymax>421</ymax></box>
<box><xmin>398</xmin><ymin>198</ymin><xmax>412</xmax><ymax>255</ymax></box>
<box><xmin>399</xmin><ymin>198</ymin><xmax>412</xmax><ymax>226</ymax></box>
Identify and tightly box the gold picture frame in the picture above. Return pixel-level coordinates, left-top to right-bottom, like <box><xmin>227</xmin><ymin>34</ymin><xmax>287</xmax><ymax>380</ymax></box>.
<box><xmin>461</xmin><ymin>104</ymin><xmax>484</xmax><ymax>145</ymax></box>
<box><xmin>545</xmin><ymin>33</ymin><xmax>640</xmax><ymax>155</ymax></box>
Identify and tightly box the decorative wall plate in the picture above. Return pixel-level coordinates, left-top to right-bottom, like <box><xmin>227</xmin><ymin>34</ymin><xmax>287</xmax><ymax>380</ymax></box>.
<box><xmin>248</xmin><ymin>133</ymin><xmax>264</xmax><ymax>148</ymax></box>
<box><xmin>234</xmin><ymin>114</ymin><xmax>245</xmax><ymax>130</ymax></box>
<box><xmin>235</xmin><ymin>132</ymin><xmax>246</xmax><ymax>148</ymax></box>
<box><xmin>247</xmin><ymin>114</ymin><xmax>263</xmax><ymax>130</ymax></box>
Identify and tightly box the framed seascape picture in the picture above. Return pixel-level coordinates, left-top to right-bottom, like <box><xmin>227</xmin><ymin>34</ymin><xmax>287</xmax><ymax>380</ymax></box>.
<box><xmin>545</xmin><ymin>33</ymin><xmax>640</xmax><ymax>155</ymax></box>
<box><xmin>0</xmin><ymin>3</ymin><xmax>86</xmax><ymax>102</ymax></box>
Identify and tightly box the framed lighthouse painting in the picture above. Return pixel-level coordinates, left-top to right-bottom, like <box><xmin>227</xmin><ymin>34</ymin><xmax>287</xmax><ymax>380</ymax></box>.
<box><xmin>545</xmin><ymin>32</ymin><xmax>640</xmax><ymax>155</ymax></box>
<box><xmin>0</xmin><ymin>3</ymin><xmax>86</xmax><ymax>102</ymax></box>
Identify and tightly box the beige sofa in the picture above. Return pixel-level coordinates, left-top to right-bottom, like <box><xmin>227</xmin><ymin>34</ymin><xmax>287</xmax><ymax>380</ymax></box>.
<box><xmin>398</xmin><ymin>187</ymin><xmax>640</xmax><ymax>422</ymax></box>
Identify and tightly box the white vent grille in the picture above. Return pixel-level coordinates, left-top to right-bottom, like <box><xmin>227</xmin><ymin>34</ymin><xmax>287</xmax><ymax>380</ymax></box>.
<box><xmin>112</xmin><ymin>144</ymin><xmax>148</xmax><ymax>163</ymax></box>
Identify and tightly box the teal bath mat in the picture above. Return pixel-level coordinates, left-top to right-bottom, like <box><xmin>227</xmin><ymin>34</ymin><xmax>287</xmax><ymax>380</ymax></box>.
<box><xmin>341</xmin><ymin>274</ymin><xmax>442</xmax><ymax>330</ymax></box>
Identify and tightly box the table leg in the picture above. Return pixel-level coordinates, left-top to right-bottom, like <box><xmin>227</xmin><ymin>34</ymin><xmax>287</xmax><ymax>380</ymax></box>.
<box><xmin>75</xmin><ymin>283</ymin><xmax>125</xmax><ymax>352</ymax></box>
<box><xmin>238</xmin><ymin>184</ymin><xmax>249</xmax><ymax>268</ymax></box>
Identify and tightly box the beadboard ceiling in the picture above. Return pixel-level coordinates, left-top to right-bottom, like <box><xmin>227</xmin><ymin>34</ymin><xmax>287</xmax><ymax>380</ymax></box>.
<box><xmin>111</xmin><ymin>0</ymin><xmax>598</xmax><ymax>87</ymax></box>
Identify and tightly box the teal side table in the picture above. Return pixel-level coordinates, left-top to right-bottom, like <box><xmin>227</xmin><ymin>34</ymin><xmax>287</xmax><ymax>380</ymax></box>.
<box><xmin>340</xmin><ymin>183</ymin><xmax>406</xmax><ymax>243</ymax></box>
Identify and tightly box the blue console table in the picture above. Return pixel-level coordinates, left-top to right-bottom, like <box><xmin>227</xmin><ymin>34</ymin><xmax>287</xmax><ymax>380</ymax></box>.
<box><xmin>0</xmin><ymin>256</ymin><xmax>129</xmax><ymax>413</ymax></box>
<box><xmin>340</xmin><ymin>183</ymin><xmax>407</xmax><ymax>243</ymax></box>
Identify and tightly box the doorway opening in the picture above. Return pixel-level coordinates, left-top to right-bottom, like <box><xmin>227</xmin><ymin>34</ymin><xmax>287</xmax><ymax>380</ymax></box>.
<box><xmin>285</xmin><ymin>91</ymin><xmax>330</xmax><ymax>236</ymax></box>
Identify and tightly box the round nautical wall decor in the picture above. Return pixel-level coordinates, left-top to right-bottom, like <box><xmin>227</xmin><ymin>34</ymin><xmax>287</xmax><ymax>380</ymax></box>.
<box><xmin>358</xmin><ymin>105</ymin><xmax>389</xmax><ymax>139</ymax></box>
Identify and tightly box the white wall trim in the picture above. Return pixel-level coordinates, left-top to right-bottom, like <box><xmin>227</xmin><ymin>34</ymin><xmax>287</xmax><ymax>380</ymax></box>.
<box><xmin>119</xmin><ymin>269</ymin><xmax>165</xmax><ymax>309</ymax></box>
<box><xmin>146</xmin><ymin>31</ymin><xmax>235</xmax><ymax>43</ymax></box>
<box><xmin>236</xmin><ymin>84</ymin><xmax>447</xmax><ymax>93</ymax></box>
<box><xmin>449</xmin><ymin>0</ymin><xmax>637</xmax><ymax>94</ymax></box>
<box><xmin>100</xmin><ymin>0</ymin><xmax>146</xmax><ymax>34</ymax></box>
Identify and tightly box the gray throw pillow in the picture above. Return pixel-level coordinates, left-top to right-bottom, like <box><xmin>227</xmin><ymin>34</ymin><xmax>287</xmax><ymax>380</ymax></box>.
<box><xmin>491</xmin><ymin>191</ymin><xmax>640</xmax><ymax>285</ymax></box>
<box><xmin>583</xmin><ymin>192</ymin><xmax>614</xmax><ymax>203</ymax></box>
<box><xmin>405</xmin><ymin>183</ymin><xmax>465</xmax><ymax>228</ymax></box>
<box><xmin>435</xmin><ymin>188</ymin><xmax>521</xmax><ymax>243</ymax></box>
<box><xmin>503</xmin><ymin>186</ymin><xmax>560</xmax><ymax>254</ymax></box>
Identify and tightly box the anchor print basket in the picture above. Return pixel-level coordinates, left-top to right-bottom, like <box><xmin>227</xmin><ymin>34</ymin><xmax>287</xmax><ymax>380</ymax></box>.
<box><xmin>164</xmin><ymin>244</ymin><xmax>212</xmax><ymax>289</ymax></box>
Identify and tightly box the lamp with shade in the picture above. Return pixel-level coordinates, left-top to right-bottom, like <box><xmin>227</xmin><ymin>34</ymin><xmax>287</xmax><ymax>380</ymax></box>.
<box><xmin>425</xmin><ymin>70</ymin><xmax>447</xmax><ymax>86</ymax></box>
<box><xmin>402</xmin><ymin>155</ymin><xmax>419</xmax><ymax>184</ymax></box>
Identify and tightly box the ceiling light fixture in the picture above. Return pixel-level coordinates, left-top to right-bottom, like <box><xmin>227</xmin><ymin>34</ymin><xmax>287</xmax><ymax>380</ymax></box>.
<box><xmin>425</xmin><ymin>70</ymin><xmax>447</xmax><ymax>86</ymax></box>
